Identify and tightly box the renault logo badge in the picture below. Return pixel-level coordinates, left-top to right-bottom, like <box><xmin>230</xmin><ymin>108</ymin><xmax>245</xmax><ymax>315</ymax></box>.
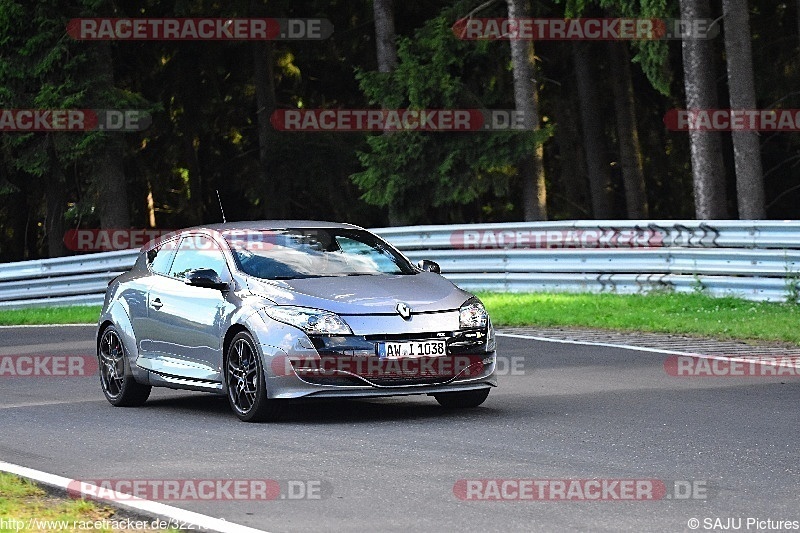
<box><xmin>396</xmin><ymin>302</ymin><xmax>412</xmax><ymax>320</ymax></box>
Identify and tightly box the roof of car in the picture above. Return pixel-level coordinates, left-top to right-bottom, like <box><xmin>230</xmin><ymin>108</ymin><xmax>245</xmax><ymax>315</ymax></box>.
<box><xmin>188</xmin><ymin>220</ymin><xmax>363</xmax><ymax>232</ymax></box>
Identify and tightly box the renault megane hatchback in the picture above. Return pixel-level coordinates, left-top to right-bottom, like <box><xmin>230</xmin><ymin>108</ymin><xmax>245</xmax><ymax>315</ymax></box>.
<box><xmin>97</xmin><ymin>221</ymin><xmax>497</xmax><ymax>422</ymax></box>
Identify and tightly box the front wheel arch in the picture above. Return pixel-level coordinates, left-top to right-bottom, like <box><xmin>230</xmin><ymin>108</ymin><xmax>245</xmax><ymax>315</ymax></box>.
<box><xmin>224</xmin><ymin>330</ymin><xmax>284</xmax><ymax>422</ymax></box>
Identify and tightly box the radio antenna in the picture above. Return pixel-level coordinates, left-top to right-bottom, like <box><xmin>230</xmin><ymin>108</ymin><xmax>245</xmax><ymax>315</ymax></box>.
<box><xmin>216</xmin><ymin>190</ymin><xmax>227</xmax><ymax>223</ymax></box>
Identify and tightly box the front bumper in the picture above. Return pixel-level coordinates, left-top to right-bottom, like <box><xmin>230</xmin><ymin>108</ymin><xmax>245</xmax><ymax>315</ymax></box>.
<box><xmin>264</xmin><ymin>355</ymin><xmax>498</xmax><ymax>399</ymax></box>
<box><xmin>255</xmin><ymin>307</ymin><xmax>498</xmax><ymax>399</ymax></box>
<box><xmin>259</xmin><ymin>334</ymin><xmax>497</xmax><ymax>399</ymax></box>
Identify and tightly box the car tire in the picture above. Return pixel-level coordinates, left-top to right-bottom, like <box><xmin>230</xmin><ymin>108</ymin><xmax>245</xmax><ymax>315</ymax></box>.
<box><xmin>434</xmin><ymin>388</ymin><xmax>490</xmax><ymax>408</ymax></box>
<box><xmin>98</xmin><ymin>326</ymin><xmax>151</xmax><ymax>407</ymax></box>
<box><xmin>225</xmin><ymin>331</ymin><xmax>284</xmax><ymax>422</ymax></box>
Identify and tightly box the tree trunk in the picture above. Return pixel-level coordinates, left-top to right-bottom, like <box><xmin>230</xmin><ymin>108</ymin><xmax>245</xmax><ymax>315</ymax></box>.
<box><xmin>722</xmin><ymin>0</ymin><xmax>766</xmax><ymax>219</ymax></box>
<box><xmin>94</xmin><ymin>134</ymin><xmax>130</xmax><ymax>229</ymax></box>
<box><xmin>552</xmin><ymin>70</ymin><xmax>590</xmax><ymax>218</ymax></box>
<box><xmin>607</xmin><ymin>42</ymin><xmax>648</xmax><ymax>219</ymax></box>
<box><xmin>253</xmin><ymin>39</ymin><xmax>278</xmax><ymax>218</ymax></box>
<box><xmin>373</xmin><ymin>0</ymin><xmax>408</xmax><ymax>226</ymax></box>
<box><xmin>91</xmin><ymin>41</ymin><xmax>131</xmax><ymax>229</ymax></box>
<box><xmin>680</xmin><ymin>0</ymin><xmax>729</xmax><ymax>219</ymax></box>
<box><xmin>180</xmin><ymin>133</ymin><xmax>203</xmax><ymax>225</ymax></box>
<box><xmin>507</xmin><ymin>0</ymin><xmax>547</xmax><ymax>221</ymax></box>
<box><xmin>373</xmin><ymin>0</ymin><xmax>398</xmax><ymax>73</ymax></box>
<box><xmin>4</xmin><ymin>188</ymin><xmax>28</xmax><ymax>261</ymax></box>
<box><xmin>45</xmin><ymin>136</ymin><xmax>67</xmax><ymax>257</ymax></box>
<box><xmin>0</xmin><ymin>161</ymin><xmax>29</xmax><ymax>261</ymax></box>
<box><xmin>572</xmin><ymin>42</ymin><xmax>613</xmax><ymax>219</ymax></box>
<box><xmin>175</xmin><ymin>44</ymin><xmax>206</xmax><ymax>226</ymax></box>
<box><xmin>251</xmin><ymin>0</ymin><xmax>279</xmax><ymax>220</ymax></box>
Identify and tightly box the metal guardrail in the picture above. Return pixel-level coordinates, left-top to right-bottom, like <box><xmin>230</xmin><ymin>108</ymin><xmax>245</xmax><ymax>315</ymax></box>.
<box><xmin>375</xmin><ymin>220</ymin><xmax>800</xmax><ymax>250</ymax></box>
<box><xmin>0</xmin><ymin>249</ymin><xmax>138</xmax><ymax>282</ymax></box>
<box><xmin>1</xmin><ymin>220</ymin><xmax>799</xmax><ymax>309</ymax></box>
<box><xmin>0</xmin><ymin>250</ymin><xmax>138</xmax><ymax>309</ymax></box>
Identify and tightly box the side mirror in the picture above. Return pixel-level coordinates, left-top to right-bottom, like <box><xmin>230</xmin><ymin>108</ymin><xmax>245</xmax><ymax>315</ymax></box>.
<box><xmin>417</xmin><ymin>260</ymin><xmax>441</xmax><ymax>274</ymax></box>
<box><xmin>184</xmin><ymin>269</ymin><xmax>229</xmax><ymax>291</ymax></box>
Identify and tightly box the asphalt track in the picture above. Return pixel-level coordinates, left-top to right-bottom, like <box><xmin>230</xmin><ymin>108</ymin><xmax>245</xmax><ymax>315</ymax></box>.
<box><xmin>1</xmin><ymin>325</ymin><xmax>798</xmax><ymax>532</ymax></box>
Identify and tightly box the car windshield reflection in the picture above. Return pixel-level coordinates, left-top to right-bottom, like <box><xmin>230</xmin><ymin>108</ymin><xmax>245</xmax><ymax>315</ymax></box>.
<box><xmin>223</xmin><ymin>228</ymin><xmax>416</xmax><ymax>280</ymax></box>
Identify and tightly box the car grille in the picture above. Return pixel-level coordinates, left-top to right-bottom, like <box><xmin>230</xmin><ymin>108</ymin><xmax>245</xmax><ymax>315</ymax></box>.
<box><xmin>290</xmin><ymin>351</ymin><xmax>488</xmax><ymax>387</ymax></box>
<box><xmin>311</xmin><ymin>329</ymin><xmax>488</xmax><ymax>358</ymax></box>
<box><xmin>294</xmin><ymin>373</ymin><xmax>366</xmax><ymax>386</ymax></box>
<box><xmin>301</xmin><ymin>330</ymin><xmax>490</xmax><ymax>386</ymax></box>
<box><xmin>296</xmin><ymin>372</ymin><xmax>447</xmax><ymax>387</ymax></box>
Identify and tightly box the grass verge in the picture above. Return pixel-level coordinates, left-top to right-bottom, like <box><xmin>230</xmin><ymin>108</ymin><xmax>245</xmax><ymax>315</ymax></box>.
<box><xmin>478</xmin><ymin>292</ymin><xmax>800</xmax><ymax>345</ymax></box>
<box><xmin>0</xmin><ymin>471</ymin><xmax>122</xmax><ymax>532</ymax></box>
<box><xmin>0</xmin><ymin>472</ymin><xmax>182</xmax><ymax>532</ymax></box>
<box><xmin>0</xmin><ymin>306</ymin><xmax>101</xmax><ymax>326</ymax></box>
<box><xmin>0</xmin><ymin>293</ymin><xmax>798</xmax><ymax>345</ymax></box>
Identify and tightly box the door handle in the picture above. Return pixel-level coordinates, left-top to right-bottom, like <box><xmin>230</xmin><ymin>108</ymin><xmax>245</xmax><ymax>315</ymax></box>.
<box><xmin>151</xmin><ymin>298</ymin><xmax>163</xmax><ymax>310</ymax></box>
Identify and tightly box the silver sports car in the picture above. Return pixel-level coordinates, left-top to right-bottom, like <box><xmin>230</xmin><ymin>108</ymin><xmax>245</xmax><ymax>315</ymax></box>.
<box><xmin>97</xmin><ymin>221</ymin><xmax>497</xmax><ymax>422</ymax></box>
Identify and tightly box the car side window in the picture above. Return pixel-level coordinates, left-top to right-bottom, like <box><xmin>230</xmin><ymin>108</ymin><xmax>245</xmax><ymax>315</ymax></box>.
<box><xmin>168</xmin><ymin>235</ymin><xmax>231</xmax><ymax>281</ymax></box>
<box><xmin>147</xmin><ymin>238</ymin><xmax>179</xmax><ymax>275</ymax></box>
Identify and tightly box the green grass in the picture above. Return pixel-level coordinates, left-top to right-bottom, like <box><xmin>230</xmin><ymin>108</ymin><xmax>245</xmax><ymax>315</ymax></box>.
<box><xmin>0</xmin><ymin>472</ymin><xmax>179</xmax><ymax>532</ymax></box>
<box><xmin>0</xmin><ymin>472</ymin><xmax>115</xmax><ymax>531</ymax></box>
<box><xmin>0</xmin><ymin>306</ymin><xmax>101</xmax><ymax>326</ymax></box>
<box><xmin>0</xmin><ymin>293</ymin><xmax>798</xmax><ymax>345</ymax></box>
<box><xmin>479</xmin><ymin>292</ymin><xmax>800</xmax><ymax>345</ymax></box>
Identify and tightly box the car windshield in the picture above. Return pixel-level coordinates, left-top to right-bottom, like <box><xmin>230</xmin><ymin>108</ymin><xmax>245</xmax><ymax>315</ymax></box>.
<box><xmin>223</xmin><ymin>228</ymin><xmax>416</xmax><ymax>280</ymax></box>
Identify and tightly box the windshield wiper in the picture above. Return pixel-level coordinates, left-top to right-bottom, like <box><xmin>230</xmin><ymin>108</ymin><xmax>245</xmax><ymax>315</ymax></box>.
<box><xmin>265</xmin><ymin>274</ymin><xmax>323</xmax><ymax>280</ymax></box>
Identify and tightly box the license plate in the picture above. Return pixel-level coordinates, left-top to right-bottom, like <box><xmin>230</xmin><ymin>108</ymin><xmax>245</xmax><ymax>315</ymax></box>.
<box><xmin>378</xmin><ymin>340</ymin><xmax>447</xmax><ymax>359</ymax></box>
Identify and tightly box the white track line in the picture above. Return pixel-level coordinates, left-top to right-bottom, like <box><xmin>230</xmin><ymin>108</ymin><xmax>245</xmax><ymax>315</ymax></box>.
<box><xmin>497</xmin><ymin>332</ymin><xmax>701</xmax><ymax>356</ymax></box>
<box><xmin>0</xmin><ymin>399</ymin><xmax>102</xmax><ymax>410</ymax></box>
<box><xmin>0</xmin><ymin>462</ymin><xmax>270</xmax><ymax>533</ymax></box>
<box><xmin>496</xmin><ymin>332</ymin><xmax>800</xmax><ymax>368</ymax></box>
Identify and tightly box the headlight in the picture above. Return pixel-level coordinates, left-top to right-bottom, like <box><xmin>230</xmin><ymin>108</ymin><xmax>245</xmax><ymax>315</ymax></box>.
<box><xmin>265</xmin><ymin>306</ymin><xmax>353</xmax><ymax>335</ymax></box>
<box><xmin>486</xmin><ymin>318</ymin><xmax>496</xmax><ymax>351</ymax></box>
<box><xmin>459</xmin><ymin>299</ymin><xmax>488</xmax><ymax>329</ymax></box>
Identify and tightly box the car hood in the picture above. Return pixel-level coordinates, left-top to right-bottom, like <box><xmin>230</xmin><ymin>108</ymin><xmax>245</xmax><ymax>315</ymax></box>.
<box><xmin>245</xmin><ymin>272</ymin><xmax>471</xmax><ymax>315</ymax></box>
